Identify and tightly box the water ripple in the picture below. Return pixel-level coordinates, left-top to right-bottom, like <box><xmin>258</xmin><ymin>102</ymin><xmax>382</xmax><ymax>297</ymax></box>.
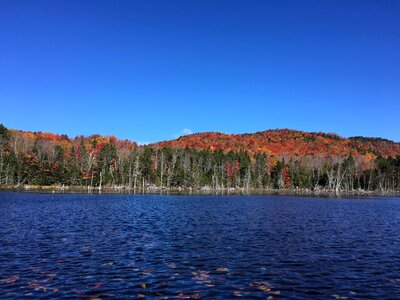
<box><xmin>0</xmin><ymin>192</ymin><xmax>400</xmax><ymax>299</ymax></box>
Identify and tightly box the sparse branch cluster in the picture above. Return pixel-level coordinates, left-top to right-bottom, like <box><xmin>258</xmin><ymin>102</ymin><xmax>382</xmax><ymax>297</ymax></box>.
<box><xmin>0</xmin><ymin>124</ymin><xmax>399</xmax><ymax>192</ymax></box>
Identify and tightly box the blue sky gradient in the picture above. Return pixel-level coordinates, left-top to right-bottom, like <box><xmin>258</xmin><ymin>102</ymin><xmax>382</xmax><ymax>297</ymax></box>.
<box><xmin>1</xmin><ymin>0</ymin><xmax>399</xmax><ymax>143</ymax></box>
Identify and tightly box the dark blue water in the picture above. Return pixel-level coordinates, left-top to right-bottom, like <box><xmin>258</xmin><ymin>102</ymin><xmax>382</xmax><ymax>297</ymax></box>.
<box><xmin>1</xmin><ymin>192</ymin><xmax>400</xmax><ymax>299</ymax></box>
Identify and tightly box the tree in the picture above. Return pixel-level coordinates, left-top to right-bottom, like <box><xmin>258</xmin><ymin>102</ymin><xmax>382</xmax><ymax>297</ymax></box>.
<box><xmin>0</xmin><ymin>124</ymin><xmax>9</xmax><ymax>184</ymax></box>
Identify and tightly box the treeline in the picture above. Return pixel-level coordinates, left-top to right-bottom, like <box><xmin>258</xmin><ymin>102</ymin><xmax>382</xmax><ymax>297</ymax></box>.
<box><xmin>0</xmin><ymin>124</ymin><xmax>400</xmax><ymax>192</ymax></box>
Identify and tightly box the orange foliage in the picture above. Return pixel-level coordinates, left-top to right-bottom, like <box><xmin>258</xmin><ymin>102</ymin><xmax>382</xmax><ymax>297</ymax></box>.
<box><xmin>152</xmin><ymin>129</ymin><xmax>400</xmax><ymax>163</ymax></box>
<box><xmin>8</xmin><ymin>129</ymin><xmax>137</xmax><ymax>159</ymax></box>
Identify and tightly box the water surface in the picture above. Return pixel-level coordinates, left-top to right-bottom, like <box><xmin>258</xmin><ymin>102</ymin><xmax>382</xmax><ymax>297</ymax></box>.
<box><xmin>1</xmin><ymin>192</ymin><xmax>400</xmax><ymax>299</ymax></box>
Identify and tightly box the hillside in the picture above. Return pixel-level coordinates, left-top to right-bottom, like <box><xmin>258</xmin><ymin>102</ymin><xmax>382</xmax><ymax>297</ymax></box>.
<box><xmin>1</xmin><ymin>124</ymin><xmax>399</xmax><ymax>192</ymax></box>
<box><xmin>5</xmin><ymin>127</ymin><xmax>399</xmax><ymax>160</ymax></box>
<box><xmin>152</xmin><ymin>129</ymin><xmax>400</xmax><ymax>159</ymax></box>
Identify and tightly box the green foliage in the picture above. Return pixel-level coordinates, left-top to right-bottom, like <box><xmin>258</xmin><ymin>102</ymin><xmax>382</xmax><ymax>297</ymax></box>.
<box><xmin>0</xmin><ymin>127</ymin><xmax>400</xmax><ymax>191</ymax></box>
<box><xmin>0</xmin><ymin>124</ymin><xmax>9</xmax><ymax>140</ymax></box>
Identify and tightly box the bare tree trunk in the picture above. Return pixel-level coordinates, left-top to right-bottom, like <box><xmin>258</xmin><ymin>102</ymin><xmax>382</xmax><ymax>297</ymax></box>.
<box><xmin>110</xmin><ymin>166</ymin><xmax>115</xmax><ymax>187</ymax></box>
<box><xmin>335</xmin><ymin>164</ymin><xmax>346</xmax><ymax>193</ymax></box>
<box><xmin>245</xmin><ymin>165</ymin><xmax>251</xmax><ymax>190</ymax></box>
<box><xmin>327</xmin><ymin>168</ymin><xmax>335</xmax><ymax>190</ymax></box>
<box><xmin>128</xmin><ymin>162</ymin><xmax>132</xmax><ymax>188</ymax></box>
<box><xmin>133</xmin><ymin>157</ymin><xmax>139</xmax><ymax>189</ymax></box>
<box><xmin>99</xmin><ymin>170</ymin><xmax>103</xmax><ymax>190</ymax></box>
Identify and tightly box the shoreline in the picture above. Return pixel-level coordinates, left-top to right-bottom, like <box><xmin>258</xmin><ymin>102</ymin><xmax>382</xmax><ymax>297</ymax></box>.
<box><xmin>0</xmin><ymin>185</ymin><xmax>399</xmax><ymax>197</ymax></box>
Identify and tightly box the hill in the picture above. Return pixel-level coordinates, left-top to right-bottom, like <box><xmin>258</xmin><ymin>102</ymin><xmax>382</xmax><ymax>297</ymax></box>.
<box><xmin>0</xmin><ymin>124</ymin><xmax>399</xmax><ymax>192</ymax></box>
<box><xmin>152</xmin><ymin>129</ymin><xmax>400</xmax><ymax>159</ymax></box>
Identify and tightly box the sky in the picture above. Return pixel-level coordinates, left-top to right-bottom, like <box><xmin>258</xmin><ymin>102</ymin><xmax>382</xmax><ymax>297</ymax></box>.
<box><xmin>0</xmin><ymin>0</ymin><xmax>399</xmax><ymax>143</ymax></box>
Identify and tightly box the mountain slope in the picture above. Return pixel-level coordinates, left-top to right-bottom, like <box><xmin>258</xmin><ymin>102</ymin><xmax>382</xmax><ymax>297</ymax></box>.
<box><xmin>152</xmin><ymin>129</ymin><xmax>400</xmax><ymax>158</ymax></box>
<box><xmin>1</xmin><ymin>124</ymin><xmax>399</xmax><ymax>191</ymax></box>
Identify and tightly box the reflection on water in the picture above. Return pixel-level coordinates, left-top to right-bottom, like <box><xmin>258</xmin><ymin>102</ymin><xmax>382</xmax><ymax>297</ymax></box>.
<box><xmin>0</xmin><ymin>192</ymin><xmax>400</xmax><ymax>299</ymax></box>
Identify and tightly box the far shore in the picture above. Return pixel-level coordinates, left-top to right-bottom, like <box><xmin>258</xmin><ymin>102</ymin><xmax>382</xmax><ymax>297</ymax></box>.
<box><xmin>0</xmin><ymin>184</ymin><xmax>399</xmax><ymax>197</ymax></box>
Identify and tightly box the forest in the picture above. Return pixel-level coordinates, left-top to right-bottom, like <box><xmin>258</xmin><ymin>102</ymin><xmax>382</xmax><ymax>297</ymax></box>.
<box><xmin>0</xmin><ymin>124</ymin><xmax>399</xmax><ymax>192</ymax></box>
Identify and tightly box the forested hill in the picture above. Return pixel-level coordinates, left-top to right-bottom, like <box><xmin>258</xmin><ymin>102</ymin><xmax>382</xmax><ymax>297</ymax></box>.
<box><xmin>1</xmin><ymin>124</ymin><xmax>399</xmax><ymax>191</ymax></box>
<box><xmin>153</xmin><ymin>129</ymin><xmax>400</xmax><ymax>158</ymax></box>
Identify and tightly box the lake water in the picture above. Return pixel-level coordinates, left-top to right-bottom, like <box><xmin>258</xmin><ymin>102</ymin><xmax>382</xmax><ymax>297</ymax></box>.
<box><xmin>0</xmin><ymin>192</ymin><xmax>400</xmax><ymax>299</ymax></box>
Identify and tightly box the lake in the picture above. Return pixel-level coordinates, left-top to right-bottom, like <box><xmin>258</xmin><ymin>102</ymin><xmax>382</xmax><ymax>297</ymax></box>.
<box><xmin>0</xmin><ymin>192</ymin><xmax>399</xmax><ymax>299</ymax></box>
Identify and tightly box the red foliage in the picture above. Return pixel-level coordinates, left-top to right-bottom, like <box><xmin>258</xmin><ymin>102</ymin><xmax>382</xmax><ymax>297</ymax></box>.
<box><xmin>8</xmin><ymin>128</ymin><xmax>400</xmax><ymax>175</ymax></box>
<box><xmin>94</xmin><ymin>141</ymin><xmax>105</xmax><ymax>154</ymax></box>
<box><xmin>152</xmin><ymin>129</ymin><xmax>400</xmax><ymax>163</ymax></box>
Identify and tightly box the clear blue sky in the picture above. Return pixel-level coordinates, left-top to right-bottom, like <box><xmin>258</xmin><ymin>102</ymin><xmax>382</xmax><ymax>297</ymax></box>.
<box><xmin>1</xmin><ymin>0</ymin><xmax>399</xmax><ymax>143</ymax></box>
